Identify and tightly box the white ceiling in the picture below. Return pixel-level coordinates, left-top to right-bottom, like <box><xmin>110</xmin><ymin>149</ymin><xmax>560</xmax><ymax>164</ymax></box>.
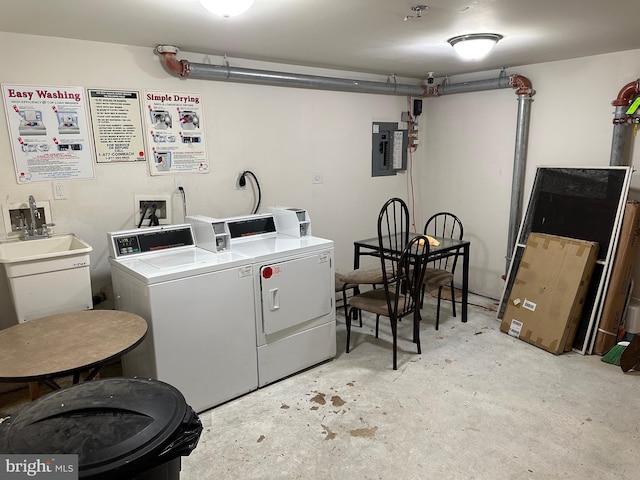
<box><xmin>2</xmin><ymin>0</ymin><xmax>640</xmax><ymax>79</ymax></box>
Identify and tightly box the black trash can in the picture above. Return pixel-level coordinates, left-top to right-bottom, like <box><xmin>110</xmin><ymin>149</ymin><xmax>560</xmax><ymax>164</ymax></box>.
<box><xmin>0</xmin><ymin>377</ymin><xmax>203</xmax><ymax>480</ymax></box>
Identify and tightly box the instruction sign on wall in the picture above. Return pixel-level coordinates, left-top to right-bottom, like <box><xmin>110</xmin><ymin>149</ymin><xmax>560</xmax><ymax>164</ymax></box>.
<box><xmin>87</xmin><ymin>89</ymin><xmax>146</xmax><ymax>163</ymax></box>
<box><xmin>142</xmin><ymin>90</ymin><xmax>208</xmax><ymax>175</ymax></box>
<box><xmin>1</xmin><ymin>83</ymin><xmax>95</xmax><ymax>183</ymax></box>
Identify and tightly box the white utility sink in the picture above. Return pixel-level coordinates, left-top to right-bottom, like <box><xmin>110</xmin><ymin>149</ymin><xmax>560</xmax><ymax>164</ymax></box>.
<box><xmin>0</xmin><ymin>234</ymin><xmax>92</xmax><ymax>264</ymax></box>
<box><xmin>0</xmin><ymin>234</ymin><xmax>94</xmax><ymax>323</ymax></box>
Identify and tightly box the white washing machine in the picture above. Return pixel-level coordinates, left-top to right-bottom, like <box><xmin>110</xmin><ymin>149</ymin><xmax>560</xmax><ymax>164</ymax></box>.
<box><xmin>107</xmin><ymin>224</ymin><xmax>257</xmax><ymax>413</ymax></box>
<box><xmin>188</xmin><ymin>209</ymin><xmax>336</xmax><ymax>387</ymax></box>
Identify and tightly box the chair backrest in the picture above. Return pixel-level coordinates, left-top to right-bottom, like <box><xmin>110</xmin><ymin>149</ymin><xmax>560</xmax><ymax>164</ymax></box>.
<box><xmin>377</xmin><ymin>197</ymin><xmax>410</xmax><ymax>282</ymax></box>
<box><xmin>423</xmin><ymin>212</ymin><xmax>464</xmax><ymax>273</ymax></box>
<box><xmin>384</xmin><ymin>234</ymin><xmax>431</xmax><ymax>319</ymax></box>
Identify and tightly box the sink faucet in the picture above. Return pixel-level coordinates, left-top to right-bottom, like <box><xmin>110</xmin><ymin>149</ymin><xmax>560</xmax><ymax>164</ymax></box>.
<box><xmin>20</xmin><ymin>195</ymin><xmax>54</xmax><ymax>240</ymax></box>
<box><xmin>28</xmin><ymin>195</ymin><xmax>40</xmax><ymax>232</ymax></box>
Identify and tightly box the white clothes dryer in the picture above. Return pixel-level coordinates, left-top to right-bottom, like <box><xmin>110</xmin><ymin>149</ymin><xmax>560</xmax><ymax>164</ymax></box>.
<box><xmin>107</xmin><ymin>224</ymin><xmax>257</xmax><ymax>413</ymax></box>
<box><xmin>188</xmin><ymin>212</ymin><xmax>336</xmax><ymax>387</ymax></box>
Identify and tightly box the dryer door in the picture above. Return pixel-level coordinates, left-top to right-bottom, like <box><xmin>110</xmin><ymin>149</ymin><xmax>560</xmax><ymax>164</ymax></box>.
<box><xmin>260</xmin><ymin>252</ymin><xmax>332</xmax><ymax>335</ymax></box>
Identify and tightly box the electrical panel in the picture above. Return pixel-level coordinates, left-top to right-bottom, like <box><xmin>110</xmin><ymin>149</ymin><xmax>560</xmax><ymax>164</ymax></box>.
<box><xmin>371</xmin><ymin>122</ymin><xmax>408</xmax><ymax>177</ymax></box>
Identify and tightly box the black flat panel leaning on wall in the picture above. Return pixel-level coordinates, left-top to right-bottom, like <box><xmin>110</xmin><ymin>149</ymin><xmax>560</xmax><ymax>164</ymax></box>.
<box><xmin>519</xmin><ymin>168</ymin><xmax>627</xmax><ymax>261</ymax></box>
<box><xmin>498</xmin><ymin>166</ymin><xmax>633</xmax><ymax>354</ymax></box>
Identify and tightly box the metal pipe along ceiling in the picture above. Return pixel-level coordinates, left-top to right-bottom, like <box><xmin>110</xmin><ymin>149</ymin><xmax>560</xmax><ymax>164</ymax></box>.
<box><xmin>155</xmin><ymin>45</ymin><xmax>534</xmax><ymax>275</ymax></box>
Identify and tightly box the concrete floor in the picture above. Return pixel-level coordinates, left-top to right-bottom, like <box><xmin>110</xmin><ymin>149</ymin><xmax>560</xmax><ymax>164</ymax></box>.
<box><xmin>183</xmin><ymin>294</ymin><xmax>639</xmax><ymax>480</ymax></box>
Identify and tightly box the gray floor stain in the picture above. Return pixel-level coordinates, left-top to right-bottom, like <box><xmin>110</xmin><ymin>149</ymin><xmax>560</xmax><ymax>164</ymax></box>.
<box><xmin>331</xmin><ymin>395</ymin><xmax>346</xmax><ymax>407</ymax></box>
<box><xmin>281</xmin><ymin>403</ymin><xmax>290</xmax><ymax>409</ymax></box>
<box><xmin>349</xmin><ymin>426</ymin><xmax>378</xmax><ymax>438</ymax></box>
<box><xmin>257</xmin><ymin>435</ymin><xmax>265</xmax><ymax>443</ymax></box>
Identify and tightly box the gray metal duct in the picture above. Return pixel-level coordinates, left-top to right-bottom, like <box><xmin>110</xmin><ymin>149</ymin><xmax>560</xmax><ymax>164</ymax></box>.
<box><xmin>156</xmin><ymin>45</ymin><xmax>425</xmax><ymax>96</ymax></box>
<box><xmin>506</xmin><ymin>95</ymin><xmax>533</xmax><ymax>272</ymax></box>
<box><xmin>437</xmin><ymin>76</ymin><xmax>512</xmax><ymax>95</ymax></box>
<box><xmin>156</xmin><ymin>45</ymin><xmax>534</xmax><ymax>275</ymax></box>
<box><xmin>610</xmin><ymin>79</ymin><xmax>640</xmax><ymax>166</ymax></box>
<box><xmin>188</xmin><ymin>63</ymin><xmax>427</xmax><ymax>96</ymax></box>
<box><xmin>610</xmin><ymin>110</ymin><xmax>629</xmax><ymax>166</ymax></box>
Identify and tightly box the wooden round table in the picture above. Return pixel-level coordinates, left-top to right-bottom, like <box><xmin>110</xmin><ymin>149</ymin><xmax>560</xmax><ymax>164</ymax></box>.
<box><xmin>0</xmin><ymin>310</ymin><xmax>147</xmax><ymax>400</ymax></box>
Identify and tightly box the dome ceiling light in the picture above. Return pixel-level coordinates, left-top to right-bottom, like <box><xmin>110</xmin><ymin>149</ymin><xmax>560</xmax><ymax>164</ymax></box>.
<box><xmin>199</xmin><ymin>0</ymin><xmax>255</xmax><ymax>18</ymax></box>
<box><xmin>447</xmin><ymin>33</ymin><xmax>504</xmax><ymax>61</ymax></box>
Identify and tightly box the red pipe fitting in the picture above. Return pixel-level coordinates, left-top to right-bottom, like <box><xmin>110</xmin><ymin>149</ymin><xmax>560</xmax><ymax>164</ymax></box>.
<box><xmin>510</xmin><ymin>75</ymin><xmax>534</xmax><ymax>96</ymax></box>
<box><xmin>157</xmin><ymin>49</ymin><xmax>191</xmax><ymax>78</ymax></box>
<box><xmin>612</xmin><ymin>79</ymin><xmax>640</xmax><ymax>107</ymax></box>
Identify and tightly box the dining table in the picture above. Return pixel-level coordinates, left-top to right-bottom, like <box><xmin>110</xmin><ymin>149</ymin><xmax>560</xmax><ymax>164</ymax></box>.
<box><xmin>352</xmin><ymin>233</ymin><xmax>471</xmax><ymax>323</ymax></box>
<box><xmin>0</xmin><ymin>309</ymin><xmax>148</xmax><ymax>400</ymax></box>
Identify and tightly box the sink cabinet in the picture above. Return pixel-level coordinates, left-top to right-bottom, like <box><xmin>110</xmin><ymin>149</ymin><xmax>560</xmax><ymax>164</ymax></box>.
<box><xmin>0</xmin><ymin>235</ymin><xmax>93</xmax><ymax>323</ymax></box>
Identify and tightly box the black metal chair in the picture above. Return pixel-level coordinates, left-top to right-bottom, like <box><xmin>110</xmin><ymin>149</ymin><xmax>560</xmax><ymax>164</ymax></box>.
<box><xmin>339</xmin><ymin>198</ymin><xmax>410</xmax><ymax>325</ymax></box>
<box><xmin>346</xmin><ymin>201</ymin><xmax>429</xmax><ymax>370</ymax></box>
<box><xmin>335</xmin><ymin>273</ymin><xmax>358</xmax><ymax>324</ymax></box>
<box><xmin>422</xmin><ymin>212</ymin><xmax>464</xmax><ymax>330</ymax></box>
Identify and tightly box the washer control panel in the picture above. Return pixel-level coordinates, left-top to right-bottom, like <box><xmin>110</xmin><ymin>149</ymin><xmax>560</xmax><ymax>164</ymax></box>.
<box><xmin>108</xmin><ymin>225</ymin><xmax>195</xmax><ymax>258</ymax></box>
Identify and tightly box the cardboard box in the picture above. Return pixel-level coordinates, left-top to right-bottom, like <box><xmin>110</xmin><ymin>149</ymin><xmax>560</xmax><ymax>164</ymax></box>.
<box><xmin>500</xmin><ymin>233</ymin><xmax>599</xmax><ymax>354</ymax></box>
<box><xmin>593</xmin><ymin>201</ymin><xmax>640</xmax><ymax>355</ymax></box>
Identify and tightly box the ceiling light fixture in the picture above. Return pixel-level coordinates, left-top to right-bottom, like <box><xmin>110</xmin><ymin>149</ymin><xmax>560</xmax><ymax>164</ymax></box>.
<box><xmin>199</xmin><ymin>0</ymin><xmax>255</xmax><ymax>18</ymax></box>
<box><xmin>447</xmin><ymin>33</ymin><xmax>503</xmax><ymax>61</ymax></box>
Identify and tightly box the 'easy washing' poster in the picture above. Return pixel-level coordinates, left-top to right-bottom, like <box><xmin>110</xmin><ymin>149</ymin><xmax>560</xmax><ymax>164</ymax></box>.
<box><xmin>1</xmin><ymin>83</ymin><xmax>95</xmax><ymax>183</ymax></box>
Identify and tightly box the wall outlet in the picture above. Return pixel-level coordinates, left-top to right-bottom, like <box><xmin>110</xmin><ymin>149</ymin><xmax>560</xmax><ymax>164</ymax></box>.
<box><xmin>53</xmin><ymin>181</ymin><xmax>66</xmax><ymax>200</ymax></box>
<box><xmin>134</xmin><ymin>195</ymin><xmax>172</xmax><ymax>227</ymax></box>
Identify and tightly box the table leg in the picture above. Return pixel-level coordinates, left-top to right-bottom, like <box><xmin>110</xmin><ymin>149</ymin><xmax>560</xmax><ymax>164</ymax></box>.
<box><xmin>84</xmin><ymin>365</ymin><xmax>103</xmax><ymax>382</ymax></box>
<box><xmin>462</xmin><ymin>244</ymin><xmax>469</xmax><ymax>323</ymax></box>
<box><xmin>28</xmin><ymin>382</ymin><xmax>40</xmax><ymax>401</ymax></box>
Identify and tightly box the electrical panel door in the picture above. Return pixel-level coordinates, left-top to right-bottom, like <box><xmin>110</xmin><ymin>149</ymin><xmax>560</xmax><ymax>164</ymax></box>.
<box><xmin>371</xmin><ymin>121</ymin><xmax>408</xmax><ymax>177</ymax></box>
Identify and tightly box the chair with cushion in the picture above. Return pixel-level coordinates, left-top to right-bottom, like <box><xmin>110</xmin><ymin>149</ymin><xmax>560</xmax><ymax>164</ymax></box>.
<box><xmin>422</xmin><ymin>212</ymin><xmax>464</xmax><ymax>330</ymax></box>
<box><xmin>347</xmin><ymin>234</ymin><xmax>431</xmax><ymax>370</ymax></box>
<box><xmin>346</xmin><ymin>199</ymin><xmax>428</xmax><ymax>370</ymax></box>
<box><xmin>339</xmin><ymin>198</ymin><xmax>410</xmax><ymax>324</ymax></box>
<box><xmin>335</xmin><ymin>273</ymin><xmax>359</xmax><ymax>325</ymax></box>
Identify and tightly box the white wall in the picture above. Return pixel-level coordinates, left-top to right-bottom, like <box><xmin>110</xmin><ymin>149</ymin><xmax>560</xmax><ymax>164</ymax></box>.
<box><xmin>0</xmin><ymin>32</ymin><xmax>416</xmax><ymax>325</ymax></box>
<box><xmin>417</xmin><ymin>50</ymin><xmax>640</xmax><ymax>300</ymax></box>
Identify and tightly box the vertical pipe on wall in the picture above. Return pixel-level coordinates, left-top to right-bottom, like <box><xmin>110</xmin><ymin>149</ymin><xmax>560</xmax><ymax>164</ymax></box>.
<box><xmin>610</xmin><ymin>104</ymin><xmax>632</xmax><ymax>167</ymax></box>
<box><xmin>506</xmin><ymin>94</ymin><xmax>533</xmax><ymax>273</ymax></box>
<box><xmin>610</xmin><ymin>110</ymin><xmax>629</xmax><ymax>166</ymax></box>
<box><xmin>610</xmin><ymin>79</ymin><xmax>640</xmax><ymax>166</ymax></box>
